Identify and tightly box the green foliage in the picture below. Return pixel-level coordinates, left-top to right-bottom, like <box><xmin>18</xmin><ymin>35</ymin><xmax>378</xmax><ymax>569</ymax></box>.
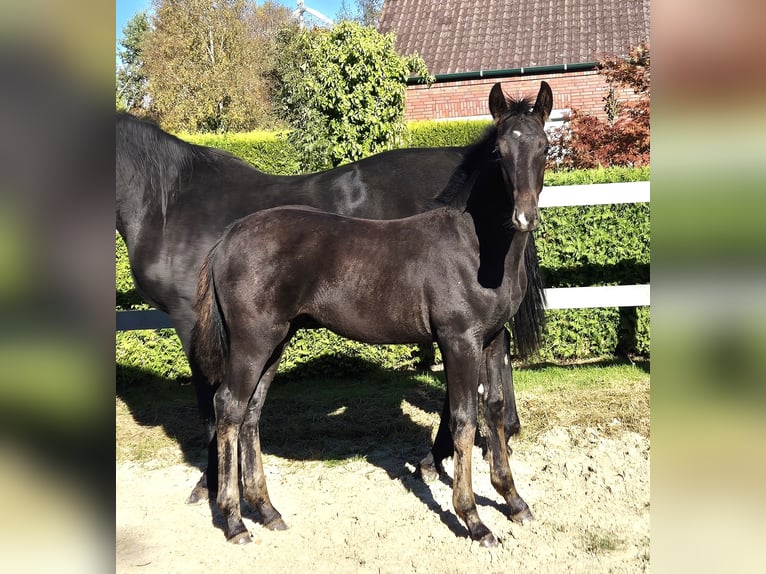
<box><xmin>279</xmin><ymin>329</ymin><xmax>417</xmax><ymax>380</ymax></box>
<box><xmin>179</xmin><ymin>131</ymin><xmax>300</xmax><ymax>175</ymax></box>
<box><xmin>272</xmin><ymin>21</ymin><xmax>431</xmax><ymax>171</ymax></box>
<box><xmin>405</xmin><ymin>119</ymin><xmax>490</xmax><ymax>148</ymax></box>
<box><xmin>116</xmin><ymin>329</ymin><xmax>191</xmax><ymax>381</ymax></box>
<box><xmin>142</xmin><ymin>0</ymin><xmax>290</xmax><ymax>132</ymax></box>
<box><xmin>116</xmin><ymin>11</ymin><xmax>150</xmax><ymax>112</ymax></box>
<box><xmin>338</xmin><ymin>0</ymin><xmax>383</xmax><ymax>26</ymax></box>
<box><xmin>545</xmin><ymin>166</ymin><xmax>650</xmax><ymax>186</ymax></box>
<box><xmin>116</xmin><ymin>233</ymin><xmax>145</xmax><ymax>309</ymax></box>
<box><xmin>531</xmin><ymin>185</ymin><xmax>650</xmax><ymax>359</ymax></box>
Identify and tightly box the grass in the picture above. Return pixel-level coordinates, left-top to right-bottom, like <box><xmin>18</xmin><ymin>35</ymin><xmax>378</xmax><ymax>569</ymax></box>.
<box><xmin>115</xmin><ymin>358</ymin><xmax>649</xmax><ymax>467</ymax></box>
<box><xmin>583</xmin><ymin>528</ymin><xmax>623</xmax><ymax>554</ymax></box>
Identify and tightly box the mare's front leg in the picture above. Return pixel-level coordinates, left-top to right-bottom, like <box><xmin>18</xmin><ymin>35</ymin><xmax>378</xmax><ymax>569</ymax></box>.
<box><xmin>186</xmin><ymin>362</ymin><xmax>217</xmax><ymax>504</ymax></box>
<box><xmin>240</xmin><ymin>349</ymin><xmax>288</xmax><ymax>531</ymax></box>
<box><xmin>440</xmin><ymin>337</ymin><xmax>497</xmax><ymax>547</ymax></box>
<box><xmin>482</xmin><ymin>333</ymin><xmax>533</xmax><ymax>523</ymax></box>
<box><xmin>171</xmin><ymin>312</ymin><xmax>219</xmax><ymax>506</ymax></box>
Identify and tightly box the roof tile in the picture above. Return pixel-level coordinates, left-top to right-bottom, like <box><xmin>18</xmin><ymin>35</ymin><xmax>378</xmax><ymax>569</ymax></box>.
<box><xmin>379</xmin><ymin>0</ymin><xmax>650</xmax><ymax>75</ymax></box>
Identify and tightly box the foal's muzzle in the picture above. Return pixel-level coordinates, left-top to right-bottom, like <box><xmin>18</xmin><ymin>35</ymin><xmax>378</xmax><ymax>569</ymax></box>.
<box><xmin>512</xmin><ymin>195</ymin><xmax>540</xmax><ymax>231</ymax></box>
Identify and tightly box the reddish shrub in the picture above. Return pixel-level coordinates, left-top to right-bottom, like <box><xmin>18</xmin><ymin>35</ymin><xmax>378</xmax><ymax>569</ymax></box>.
<box><xmin>549</xmin><ymin>44</ymin><xmax>650</xmax><ymax>170</ymax></box>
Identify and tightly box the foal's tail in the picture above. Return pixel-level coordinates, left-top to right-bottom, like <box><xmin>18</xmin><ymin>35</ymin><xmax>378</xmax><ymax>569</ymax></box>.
<box><xmin>190</xmin><ymin>242</ymin><xmax>229</xmax><ymax>385</ymax></box>
<box><xmin>511</xmin><ymin>234</ymin><xmax>546</xmax><ymax>359</ymax></box>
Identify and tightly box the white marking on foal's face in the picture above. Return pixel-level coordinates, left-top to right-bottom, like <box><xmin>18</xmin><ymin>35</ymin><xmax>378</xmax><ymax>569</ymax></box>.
<box><xmin>517</xmin><ymin>211</ymin><xmax>528</xmax><ymax>227</ymax></box>
<box><xmin>513</xmin><ymin>130</ymin><xmax>522</xmax><ymax>137</ymax></box>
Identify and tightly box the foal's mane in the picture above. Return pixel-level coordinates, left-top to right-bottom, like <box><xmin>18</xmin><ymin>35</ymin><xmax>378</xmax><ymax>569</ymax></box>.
<box><xmin>428</xmin><ymin>96</ymin><xmax>535</xmax><ymax>211</ymax></box>
<box><xmin>116</xmin><ymin>113</ymin><xmax>245</xmax><ymax>221</ymax></box>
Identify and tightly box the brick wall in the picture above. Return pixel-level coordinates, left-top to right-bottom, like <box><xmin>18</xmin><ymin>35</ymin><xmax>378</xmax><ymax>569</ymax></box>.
<box><xmin>405</xmin><ymin>69</ymin><xmax>640</xmax><ymax>121</ymax></box>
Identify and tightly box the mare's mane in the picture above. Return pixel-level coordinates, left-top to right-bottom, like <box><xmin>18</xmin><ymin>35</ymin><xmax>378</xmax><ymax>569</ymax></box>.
<box><xmin>427</xmin><ymin>96</ymin><xmax>536</xmax><ymax>211</ymax></box>
<box><xmin>116</xmin><ymin>113</ymin><xmax>249</xmax><ymax>220</ymax></box>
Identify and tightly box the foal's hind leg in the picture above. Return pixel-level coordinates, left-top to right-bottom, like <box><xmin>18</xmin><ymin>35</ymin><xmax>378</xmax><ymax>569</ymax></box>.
<box><xmin>214</xmin><ymin>382</ymin><xmax>252</xmax><ymax>544</ymax></box>
<box><xmin>239</xmin><ymin>345</ymin><xmax>288</xmax><ymax>531</ymax></box>
<box><xmin>482</xmin><ymin>334</ymin><xmax>533</xmax><ymax>524</ymax></box>
<box><xmin>214</xmin><ymin>340</ymin><xmax>281</xmax><ymax>544</ymax></box>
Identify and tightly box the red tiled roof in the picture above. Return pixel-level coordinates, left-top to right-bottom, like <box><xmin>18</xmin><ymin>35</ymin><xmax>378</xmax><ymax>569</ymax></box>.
<box><xmin>378</xmin><ymin>0</ymin><xmax>650</xmax><ymax>76</ymax></box>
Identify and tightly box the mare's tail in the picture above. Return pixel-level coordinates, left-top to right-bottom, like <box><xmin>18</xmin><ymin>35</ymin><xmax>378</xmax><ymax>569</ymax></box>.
<box><xmin>511</xmin><ymin>234</ymin><xmax>546</xmax><ymax>358</ymax></box>
<box><xmin>190</xmin><ymin>242</ymin><xmax>229</xmax><ymax>385</ymax></box>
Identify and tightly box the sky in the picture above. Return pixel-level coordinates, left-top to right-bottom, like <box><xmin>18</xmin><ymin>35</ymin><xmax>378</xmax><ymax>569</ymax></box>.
<box><xmin>116</xmin><ymin>0</ymin><xmax>345</xmax><ymax>43</ymax></box>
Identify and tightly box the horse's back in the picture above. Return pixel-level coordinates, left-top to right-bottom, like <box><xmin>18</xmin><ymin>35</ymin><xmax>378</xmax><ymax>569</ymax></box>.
<box><xmin>212</xmin><ymin>206</ymin><xmax>468</xmax><ymax>344</ymax></box>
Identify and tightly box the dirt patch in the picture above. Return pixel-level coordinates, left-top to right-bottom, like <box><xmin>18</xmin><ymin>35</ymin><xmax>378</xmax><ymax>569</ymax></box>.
<box><xmin>116</xmin><ymin>425</ymin><xmax>649</xmax><ymax>573</ymax></box>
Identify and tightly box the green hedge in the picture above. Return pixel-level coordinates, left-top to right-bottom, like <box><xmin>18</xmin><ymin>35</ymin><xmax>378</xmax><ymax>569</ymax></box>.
<box><xmin>179</xmin><ymin>131</ymin><xmax>301</xmax><ymax>175</ymax></box>
<box><xmin>117</xmin><ymin>123</ymin><xmax>649</xmax><ymax>379</ymax></box>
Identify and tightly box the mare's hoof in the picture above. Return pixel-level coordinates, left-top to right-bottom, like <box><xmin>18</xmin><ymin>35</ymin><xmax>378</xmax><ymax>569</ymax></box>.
<box><xmin>479</xmin><ymin>532</ymin><xmax>498</xmax><ymax>547</ymax></box>
<box><xmin>185</xmin><ymin>484</ymin><xmax>209</xmax><ymax>505</ymax></box>
<box><xmin>227</xmin><ymin>531</ymin><xmax>252</xmax><ymax>545</ymax></box>
<box><xmin>264</xmin><ymin>517</ymin><xmax>288</xmax><ymax>531</ymax></box>
<box><xmin>510</xmin><ymin>507</ymin><xmax>534</xmax><ymax>524</ymax></box>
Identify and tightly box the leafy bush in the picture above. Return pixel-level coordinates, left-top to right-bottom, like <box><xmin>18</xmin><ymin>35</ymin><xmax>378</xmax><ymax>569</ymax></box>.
<box><xmin>271</xmin><ymin>21</ymin><xmax>431</xmax><ymax>171</ymax></box>
<box><xmin>179</xmin><ymin>131</ymin><xmax>300</xmax><ymax>175</ymax></box>
<box><xmin>548</xmin><ymin>44</ymin><xmax>650</xmax><ymax>170</ymax></box>
<box><xmin>116</xmin><ymin>329</ymin><xmax>190</xmax><ymax>381</ymax></box>
<box><xmin>406</xmin><ymin>120</ymin><xmax>489</xmax><ymax>148</ymax></box>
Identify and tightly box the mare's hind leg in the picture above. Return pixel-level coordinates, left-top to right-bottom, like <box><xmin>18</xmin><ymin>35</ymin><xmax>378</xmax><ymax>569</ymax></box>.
<box><xmin>417</xmin><ymin>395</ymin><xmax>452</xmax><ymax>481</ymax></box>
<box><xmin>482</xmin><ymin>333</ymin><xmax>533</xmax><ymax>524</ymax></box>
<box><xmin>239</xmin><ymin>344</ymin><xmax>288</xmax><ymax>531</ymax></box>
<box><xmin>498</xmin><ymin>327</ymin><xmax>521</xmax><ymax>446</ymax></box>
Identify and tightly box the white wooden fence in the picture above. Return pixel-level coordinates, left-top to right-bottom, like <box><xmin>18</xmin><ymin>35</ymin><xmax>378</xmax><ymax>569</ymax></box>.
<box><xmin>116</xmin><ymin>181</ymin><xmax>650</xmax><ymax>331</ymax></box>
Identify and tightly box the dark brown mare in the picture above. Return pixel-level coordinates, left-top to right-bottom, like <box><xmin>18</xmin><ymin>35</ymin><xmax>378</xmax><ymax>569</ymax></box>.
<box><xmin>191</xmin><ymin>82</ymin><xmax>553</xmax><ymax>546</ymax></box>
<box><xmin>116</xmin><ymin>84</ymin><xmax>546</xmax><ymax>502</ymax></box>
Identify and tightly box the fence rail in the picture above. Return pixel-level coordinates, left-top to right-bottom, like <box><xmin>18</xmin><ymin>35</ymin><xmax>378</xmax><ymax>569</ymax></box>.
<box><xmin>116</xmin><ymin>181</ymin><xmax>650</xmax><ymax>332</ymax></box>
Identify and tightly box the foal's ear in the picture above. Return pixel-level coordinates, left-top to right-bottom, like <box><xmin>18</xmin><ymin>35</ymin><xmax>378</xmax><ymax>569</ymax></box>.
<box><xmin>533</xmin><ymin>81</ymin><xmax>553</xmax><ymax>123</ymax></box>
<box><xmin>488</xmin><ymin>83</ymin><xmax>509</xmax><ymax>122</ymax></box>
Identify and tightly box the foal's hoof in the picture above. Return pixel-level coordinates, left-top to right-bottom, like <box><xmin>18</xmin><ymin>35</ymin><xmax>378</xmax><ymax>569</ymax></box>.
<box><xmin>264</xmin><ymin>516</ymin><xmax>288</xmax><ymax>531</ymax></box>
<box><xmin>227</xmin><ymin>531</ymin><xmax>252</xmax><ymax>545</ymax></box>
<box><xmin>417</xmin><ymin>462</ymin><xmax>440</xmax><ymax>483</ymax></box>
<box><xmin>510</xmin><ymin>507</ymin><xmax>535</xmax><ymax>524</ymax></box>
<box><xmin>185</xmin><ymin>483</ymin><xmax>209</xmax><ymax>505</ymax></box>
<box><xmin>416</xmin><ymin>454</ymin><xmax>442</xmax><ymax>482</ymax></box>
<box><xmin>478</xmin><ymin>532</ymin><xmax>498</xmax><ymax>548</ymax></box>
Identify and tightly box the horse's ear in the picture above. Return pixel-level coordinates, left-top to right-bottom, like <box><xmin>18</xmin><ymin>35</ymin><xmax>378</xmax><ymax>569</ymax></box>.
<box><xmin>533</xmin><ymin>81</ymin><xmax>553</xmax><ymax>123</ymax></box>
<box><xmin>488</xmin><ymin>83</ymin><xmax>508</xmax><ymax>122</ymax></box>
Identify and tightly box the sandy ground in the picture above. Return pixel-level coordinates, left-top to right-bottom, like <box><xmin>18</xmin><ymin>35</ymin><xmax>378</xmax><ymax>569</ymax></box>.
<box><xmin>116</xmin><ymin>425</ymin><xmax>649</xmax><ymax>573</ymax></box>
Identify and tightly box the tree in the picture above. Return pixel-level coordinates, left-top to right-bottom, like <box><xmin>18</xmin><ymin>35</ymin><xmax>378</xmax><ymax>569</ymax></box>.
<box><xmin>549</xmin><ymin>43</ymin><xmax>650</xmax><ymax>169</ymax></box>
<box><xmin>271</xmin><ymin>21</ymin><xmax>430</xmax><ymax>171</ymax></box>
<box><xmin>337</xmin><ymin>0</ymin><xmax>383</xmax><ymax>27</ymax></box>
<box><xmin>116</xmin><ymin>12</ymin><xmax>150</xmax><ymax>112</ymax></box>
<box><xmin>142</xmin><ymin>0</ymin><xmax>289</xmax><ymax>132</ymax></box>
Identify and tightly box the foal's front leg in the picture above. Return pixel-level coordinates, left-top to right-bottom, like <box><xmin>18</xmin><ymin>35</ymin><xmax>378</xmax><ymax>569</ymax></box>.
<box><xmin>440</xmin><ymin>339</ymin><xmax>498</xmax><ymax>547</ymax></box>
<box><xmin>482</xmin><ymin>334</ymin><xmax>533</xmax><ymax>523</ymax></box>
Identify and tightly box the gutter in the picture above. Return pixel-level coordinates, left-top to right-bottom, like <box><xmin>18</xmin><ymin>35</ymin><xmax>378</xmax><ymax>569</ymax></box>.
<box><xmin>407</xmin><ymin>62</ymin><xmax>598</xmax><ymax>85</ymax></box>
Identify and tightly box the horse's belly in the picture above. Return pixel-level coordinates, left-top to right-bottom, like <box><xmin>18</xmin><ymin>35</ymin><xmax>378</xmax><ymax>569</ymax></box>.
<box><xmin>308</xmin><ymin>292</ymin><xmax>432</xmax><ymax>346</ymax></box>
